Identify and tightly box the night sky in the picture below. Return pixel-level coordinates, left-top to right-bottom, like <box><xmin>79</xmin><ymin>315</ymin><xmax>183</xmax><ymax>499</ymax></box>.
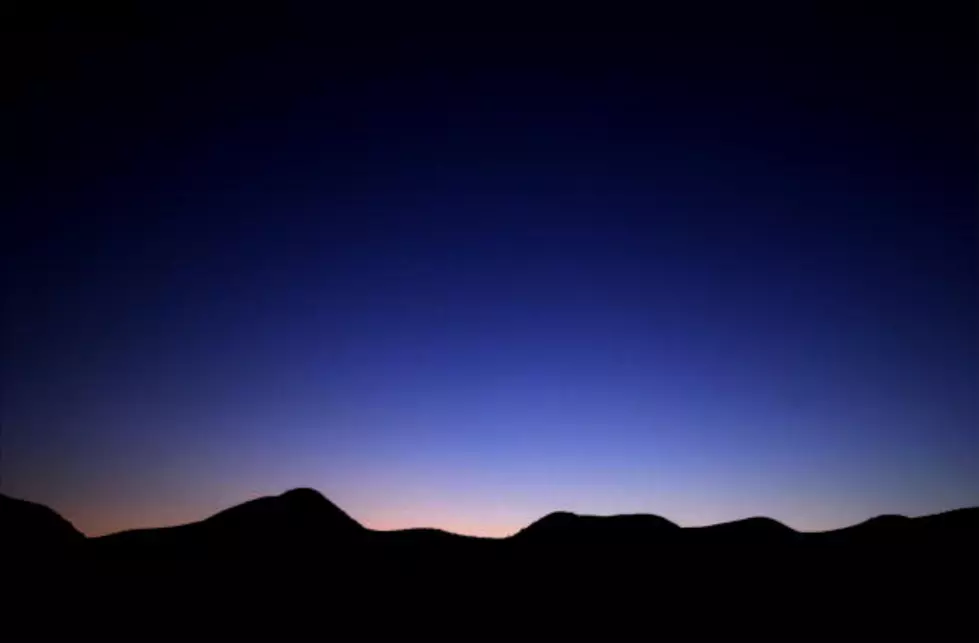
<box><xmin>5</xmin><ymin>3</ymin><xmax>977</xmax><ymax>537</ymax></box>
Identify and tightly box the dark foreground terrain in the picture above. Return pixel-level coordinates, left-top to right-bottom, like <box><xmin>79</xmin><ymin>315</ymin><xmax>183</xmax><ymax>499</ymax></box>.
<box><xmin>3</xmin><ymin>489</ymin><xmax>977</xmax><ymax>642</ymax></box>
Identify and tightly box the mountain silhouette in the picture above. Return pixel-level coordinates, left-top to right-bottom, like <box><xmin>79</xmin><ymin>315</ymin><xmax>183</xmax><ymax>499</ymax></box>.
<box><xmin>91</xmin><ymin>487</ymin><xmax>365</xmax><ymax>557</ymax></box>
<box><xmin>3</xmin><ymin>488</ymin><xmax>977</xmax><ymax>642</ymax></box>
<box><xmin>815</xmin><ymin>513</ymin><xmax>912</xmax><ymax>542</ymax></box>
<box><xmin>200</xmin><ymin>486</ymin><xmax>364</xmax><ymax>539</ymax></box>
<box><xmin>514</xmin><ymin>510</ymin><xmax>681</xmax><ymax>546</ymax></box>
<box><xmin>685</xmin><ymin>515</ymin><xmax>799</xmax><ymax>545</ymax></box>
<box><xmin>0</xmin><ymin>493</ymin><xmax>85</xmax><ymax>556</ymax></box>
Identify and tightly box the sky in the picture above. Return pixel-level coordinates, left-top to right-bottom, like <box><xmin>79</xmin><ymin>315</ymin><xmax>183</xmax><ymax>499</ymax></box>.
<box><xmin>4</xmin><ymin>3</ymin><xmax>978</xmax><ymax>537</ymax></box>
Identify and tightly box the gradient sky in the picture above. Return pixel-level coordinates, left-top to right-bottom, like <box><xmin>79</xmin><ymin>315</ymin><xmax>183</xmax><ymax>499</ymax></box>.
<box><xmin>5</xmin><ymin>3</ymin><xmax>977</xmax><ymax>537</ymax></box>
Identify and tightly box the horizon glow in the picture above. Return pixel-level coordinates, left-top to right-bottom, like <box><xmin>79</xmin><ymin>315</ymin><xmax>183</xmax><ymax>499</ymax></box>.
<box><xmin>5</xmin><ymin>8</ymin><xmax>977</xmax><ymax>540</ymax></box>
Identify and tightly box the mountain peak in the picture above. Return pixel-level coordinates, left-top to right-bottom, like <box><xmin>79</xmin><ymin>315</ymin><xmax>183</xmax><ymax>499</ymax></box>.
<box><xmin>519</xmin><ymin>511</ymin><xmax>581</xmax><ymax>532</ymax></box>
<box><xmin>707</xmin><ymin>516</ymin><xmax>793</xmax><ymax>530</ymax></box>
<box><xmin>203</xmin><ymin>487</ymin><xmax>365</xmax><ymax>537</ymax></box>
<box><xmin>516</xmin><ymin>509</ymin><xmax>679</xmax><ymax>542</ymax></box>
<box><xmin>282</xmin><ymin>487</ymin><xmax>320</xmax><ymax>495</ymax></box>
<box><xmin>279</xmin><ymin>487</ymin><xmax>329</xmax><ymax>503</ymax></box>
<box><xmin>538</xmin><ymin>510</ymin><xmax>579</xmax><ymax>523</ymax></box>
<box><xmin>863</xmin><ymin>514</ymin><xmax>910</xmax><ymax>526</ymax></box>
<box><xmin>687</xmin><ymin>516</ymin><xmax>797</xmax><ymax>542</ymax></box>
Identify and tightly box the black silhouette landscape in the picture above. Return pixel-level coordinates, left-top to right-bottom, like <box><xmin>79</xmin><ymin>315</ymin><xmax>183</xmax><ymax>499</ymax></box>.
<box><xmin>4</xmin><ymin>489</ymin><xmax>977</xmax><ymax>642</ymax></box>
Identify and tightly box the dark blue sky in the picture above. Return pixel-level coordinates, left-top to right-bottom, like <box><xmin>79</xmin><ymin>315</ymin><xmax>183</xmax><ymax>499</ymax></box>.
<box><xmin>5</xmin><ymin>2</ymin><xmax>977</xmax><ymax>536</ymax></box>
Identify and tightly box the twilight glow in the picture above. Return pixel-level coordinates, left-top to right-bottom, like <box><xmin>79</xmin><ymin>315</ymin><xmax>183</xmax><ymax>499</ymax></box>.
<box><xmin>5</xmin><ymin>5</ymin><xmax>977</xmax><ymax>538</ymax></box>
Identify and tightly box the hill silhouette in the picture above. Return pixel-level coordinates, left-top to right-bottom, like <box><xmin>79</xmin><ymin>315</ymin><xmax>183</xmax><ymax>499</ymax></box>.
<box><xmin>684</xmin><ymin>515</ymin><xmax>800</xmax><ymax>545</ymax></box>
<box><xmin>3</xmin><ymin>489</ymin><xmax>977</xmax><ymax>642</ymax></box>
<box><xmin>91</xmin><ymin>487</ymin><xmax>365</xmax><ymax>558</ymax></box>
<box><xmin>514</xmin><ymin>510</ymin><xmax>681</xmax><ymax>546</ymax></box>
<box><xmin>0</xmin><ymin>493</ymin><xmax>85</xmax><ymax>556</ymax></box>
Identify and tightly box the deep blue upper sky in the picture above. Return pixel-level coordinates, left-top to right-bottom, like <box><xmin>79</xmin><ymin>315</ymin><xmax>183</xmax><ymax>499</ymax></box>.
<box><xmin>5</xmin><ymin>2</ymin><xmax>977</xmax><ymax>536</ymax></box>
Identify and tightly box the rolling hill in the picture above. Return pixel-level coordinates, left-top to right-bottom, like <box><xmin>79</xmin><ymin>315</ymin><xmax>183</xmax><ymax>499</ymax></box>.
<box><xmin>3</xmin><ymin>488</ymin><xmax>977</xmax><ymax>642</ymax></box>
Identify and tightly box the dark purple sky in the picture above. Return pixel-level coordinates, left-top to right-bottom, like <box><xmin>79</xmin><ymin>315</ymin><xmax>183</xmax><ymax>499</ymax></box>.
<box><xmin>5</xmin><ymin>3</ymin><xmax>977</xmax><ymax>537</ymax></box>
